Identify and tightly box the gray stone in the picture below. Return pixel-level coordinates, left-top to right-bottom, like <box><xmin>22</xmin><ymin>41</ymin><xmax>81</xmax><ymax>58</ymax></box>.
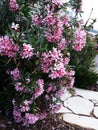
<box><xmin>76</xmin><ymin>88</ymin><xmax>98</xmax><ymax>101</ymax></box>
<box><xmin>94</xmin><ymin>106</ymin><xmax>98</xmax><ymax>118</ymax></box>
<box><xmin>64</xmin><ymin>96</ymin><xmax>94</xmax><ymax>115</ymax></box>
<box><xmin>92</xmin><ymin>100</ymin><xmax>98</xmax><ymax>104</ymax></box>
<box><xmin>63</xmin><ymin>113</ymin><xmax>98</xmax><ymax>129</ymax></box>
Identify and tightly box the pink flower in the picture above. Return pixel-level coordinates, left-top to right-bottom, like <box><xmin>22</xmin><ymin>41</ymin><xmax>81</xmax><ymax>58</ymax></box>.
<box><xmin>50</xmin><ymin>104</ymin><xmax>61</xmax><ymax>114</ymax></box>
<box><xmin>45</xmin><ymin>28</ymin><xmax>62</xmax><ymax>43</ymax></box>
<box><xmin>15</xmin><ymin>82</ymin><xmax>24</xmax><ymax>91</ymax></box>
<box><xmin>20</xmin><ymin>100</ymin><xmax>32</xmax><ymax>112</ymax></box>
<box><xmin>47</xmin><ymin>86</ymin><xmax>56</xmax><ymax>93</ymax></box>
<box><xmin>25</xmin><ymin>113</ymin><xmax>38</xmax><ymax>124</ymax></box>
<box><xmin>34</xmin><ymin>79</ymin><xmax>44</xmax><ymax>99</ymax></box>
<box><xmin>62</xmin><ymin>15</ymin><xmax>69</xmax><ymax>26</ymax></box>
<box><xmin>11</xmin><ymin>22</ymin><xmax>19</xmax><ymax>30</ymax></box>
<box><xmin>63</xmin><ymin>57</ymin><xmax>70</xmax><ymax>65</ymax></box>
<box><xmin>10</xmin><ymin>68</ymin><xmax>20</xmax><ymax>81</ymax></box>
<box><xmin>58</xmin><ymin>38</ymin><xmax>67</xmax><ymax>50</ymax></box>
<box><xmin>20</xmin><ymin>43</ymin><xmax>34</xmax><ymax>59</ymax></box>
<box><xmin>44</xmin><ymin>13</ymin><xmax>56</xmax><ymax>25</ymax></box>
<box><xmin>36</xmin><ymin>79</ymin><xmax>44</xmax><ymax>88</ymax></box>
<box><xmin>66</xmin><ymin>70</ymin><xmax>75</xmax><ymax>76</ymax></box>
<box><xmin>55</xmin><ymin>89</ymin><xmax>64</xmax><ymax>99</ymax></box>
<box><xmin>52</xmin><ymin>0</ymin><xmax>63</xmax><ymax>6</ymax></box>
<box><xmin>0</xmin><ymin>36</ymin><xmax>19</xmax><ymax>57</ymax></box>
<box><xmin>41</xmin><ymin>48</ymin><xmax>66</xmax><ymax>79</ymax></box>
<box><xmin>50</xmin><ymin>48</ymin><xmax>62</xmax><ymax>60</ymax></box>
<box><xmin>44</xmin><ymin>14</ymin><xmax>64</xmax><ymax>43</ymax></box>
<box><xmin>32</xmin><ymin>15</ymin><xmax>42</xmax><ymax>26</ymax></box>
<box><xmin>45</xmin><ymin>94</ymin><xmax>50</xmax><ymax>100</ymax></box>
<box><xmin>41</xmin><ymin>52</ymin><xmax>53</xmax><ymax>73</ymax></box>
<box><xmin>9</xmin><ymin>0</ymin><xmax>19</xmax><ymax>12</ymax></box>
<box><xmin>66</xmin><ymin>77</ymin><xmax>75</xmax><ymax>89</ymax></box>
<box><xmin>73</xmin><ymin>29</ymin><xmax>86</xmax><ymax>51</ymax></box>
<box><xmin>49</xmin><ymin>62</ymin><xmax>66</xmax><ymax>79</ymax></box>
<box><xmin>13</xmin><ymin>104</ymin><xmax>22</xmax><ymax>123</ymax></box>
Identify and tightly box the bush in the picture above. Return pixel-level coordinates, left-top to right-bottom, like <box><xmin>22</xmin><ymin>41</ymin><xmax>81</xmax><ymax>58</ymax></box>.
<box><xmin>0</xmin><ymin>0</ymin><xmax>96</xmax><ymax>127</ymax></box>
<box><xmin>69</xmin><ymin>33</ymin><xmax>98</xmax><ymax>88</ymax></box>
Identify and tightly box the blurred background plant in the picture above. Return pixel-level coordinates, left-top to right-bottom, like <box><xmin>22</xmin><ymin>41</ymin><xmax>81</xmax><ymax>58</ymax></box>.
<box><xmin>69</xmin><ymin>33</ymin><xmax>98</xmax><ymax>89</ymax></box>
<box><xmin>68</xmin><ymin>1</ymin><xmax>98</xmax><ymax>88</ymax></box>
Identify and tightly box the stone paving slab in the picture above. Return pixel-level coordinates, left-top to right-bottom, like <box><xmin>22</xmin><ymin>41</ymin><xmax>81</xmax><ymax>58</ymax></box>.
<box><xmin>64</xmin><ymin>96</ymin><xmax>94</xmax><ymax>115</ymax></box>
<box><xmin>94</xmin><ymin>107</ymin><xmax>98</xmax><ymax>118</ymax></box>
<box><xmin>76</xmin><ymin>88</ymin><xmax>98</xmax><ymax>101</ymax></box>
<box><xmin>57</xmin><ymin>88</ymin><xmax>98</xmax><ymax>129</ymax></box>
<box><xmin>63</xmin><ymin>113</ymin><xmax>98</xmax><ymax>130</ymax></box>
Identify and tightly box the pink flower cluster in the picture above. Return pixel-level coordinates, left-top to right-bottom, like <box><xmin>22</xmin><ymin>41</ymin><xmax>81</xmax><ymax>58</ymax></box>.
<box><xmin>58</xmin><ymin>38</ymin><xmax>67</xmax><ymax>50</ymax></box>
<box><xmin>73</xmin><ymin>29</ymin><xmax>86</xmax><ymax>51</ymax></box>
<box><xmin>44</xmin><ymin>14</ymin><xmax>64</xmax><ymax>43</ymax></box>
<box><xmin>34</xmin><ymin>79</ymin><xmax>44</xmax><ymax>99</ymax></box>
<box><xmin>15</xmin><ymin>82</ymin><xmax>24</xmax><ymax>92</ymax></box>
<box><xmin>10</xmin><ymin>68</ymin><xmax>20</xmax><ymax>81</ymax></box>
<box><xmin>25</xmin><ymin>113</ymin><xmax>38</xmax><ymax>125</ymax></box>
<box><xmin>20</xmin><ymin>100</ymin><xmax>32</xmax><ymax>112</ymax></box>
<box><xmin>20</xmin><ymin>43</ymin><xmax>34</xmax><ymax>59</ymax></box>
<box><xmin>41</xmin><ymin>48</ymin><xmax>68</xmax><ymax>79</ymax></box>
<box><xmin>62</xmin><ymin>15</ymin><xmax>69</xmax><ymax>26</ymax></box>
<box><xmin>55</xmin><ymin>89</ymin><xmax>64</xmax><ymax>99</ymax></box>
<box><xmin>13</xmin><ymin>102</ymin><xmax>22</xmax><ymax>123</ymax></box>
<box><xmin>23</xmin><ymin>111</ymin><xmax>47</xmax><ymax>126</ymax></box>
<box><xmin>13</xmin><ymin>99</ymin><xmax>47</xmax><ymax>126</ymax></box>
<box><xmin>52</xmin><ymin>0</ymin><xmax>63</xmax><ymax>6</ymax></box>
<box><xmin>31</xmin><ymin>6</ymin><xmax>69</xmax><ymax>44</ymax></box>
<box><xmin>32</xmin><ymin>15</ymin><xmax>42</xmax><ymax>26</ymax></box>
<box><xmin>0</xmin><ymin>36</ymin><xmax>19</xmax><ymax>58</ymax></box>
<box><xmin>49</xmin><ymin>104</ymin><xmax>61</xmax><ymax>114</ymax></box>
<box><xmin>9</xmin><ymin>0</ymin><xmax>19</xmax><ymax>12</ymax></box>
<box><xmin>66</xmin><ymin>70</ymin><xmax>75</xmax><ymax>89</ymax></box>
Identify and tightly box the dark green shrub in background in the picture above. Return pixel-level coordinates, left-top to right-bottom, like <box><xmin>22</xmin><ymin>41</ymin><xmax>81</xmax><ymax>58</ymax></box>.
<box><xmin>69</xmin><ymin>33</ymin><xmax>98</xmax><ymax>89</ymax></box>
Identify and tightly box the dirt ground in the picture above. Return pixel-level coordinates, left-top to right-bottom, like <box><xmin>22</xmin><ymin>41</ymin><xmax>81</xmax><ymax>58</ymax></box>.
<box><xmin>0</xmin><ymin>114</ymin><xmax>94</xmax><ymax>130</ymax></box>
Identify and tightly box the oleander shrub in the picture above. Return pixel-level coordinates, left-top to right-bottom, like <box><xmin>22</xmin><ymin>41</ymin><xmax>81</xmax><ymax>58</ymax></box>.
<box><xmin>0</xmin><ymin>0</ymin><xmax>96</xmax><ymax>127</ymax></box>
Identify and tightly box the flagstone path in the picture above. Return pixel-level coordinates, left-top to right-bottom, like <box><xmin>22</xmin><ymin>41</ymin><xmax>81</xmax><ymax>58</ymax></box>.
<box><xmin>56</xmin><ymin>88</ymin><xmax>98</xmax><ymax>130</ymax></box>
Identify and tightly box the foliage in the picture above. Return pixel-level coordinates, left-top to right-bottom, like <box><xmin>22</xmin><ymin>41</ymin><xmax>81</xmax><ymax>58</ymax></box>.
<box><xmin>69</xmin><ymin>33</ymin><xmax>98</xmax><ymax>88</ymax></box>
<box><xmin>0</xmin><ymin>0</ymin><xmax>96</xmax><ymax>127</ymax></box>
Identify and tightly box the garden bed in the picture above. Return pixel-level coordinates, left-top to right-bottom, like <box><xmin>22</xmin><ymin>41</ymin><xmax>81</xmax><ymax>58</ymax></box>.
<box><xmin>0</xmin><ymin>114</ymin><xmax>93</xmax><ymax>130</ymax></box>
